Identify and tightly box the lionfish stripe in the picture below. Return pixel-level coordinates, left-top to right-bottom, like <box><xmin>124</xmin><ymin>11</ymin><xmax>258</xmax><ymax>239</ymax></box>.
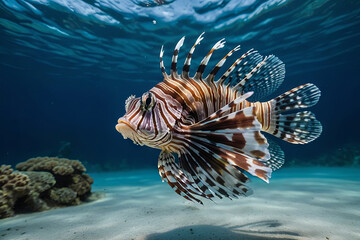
<box><xmin>151</xmin><ymin>86</ymin><xmax>182</xmax><ymax>118</ymax></box>
<box><xmin>189</xmin><ymin>91</ymin><xmax>253</xmax><ymax>125</ymax></box>
<box><xmin>189</xmin><ymin>107</ymin><xmax>259</xmax><ymax>132</ymax></box>
<box><xmin>182</xmin><ymin>32</ymin><xmax>205</xmax><ymax>79</ymax></box>
<box><xmin>167</xmin><ymin>163</ymin><xmax>205</xmax><ymax>197</ymax></box>
<box><xmin>194</xmin><ymin>38</ymin><xmax>226</xmax><ymax>81</ymax></box>
<box><xmin>157</xmin><ymin>80</ymin><xmax>199</xmax><ymax>120</ymax></box>
<box><xmin>172</xmin><ymin>76</ymin><xmax>210</xmax><ymax>119</ymax></box>
<box><xmin>165</xmin><ymin>156</ymin><xmax>207</xmax><ymax>197</ymax></box>
<box><xmin>170</xmin><ymin>36</ymin><xmax>185</xmax><ymax>79</ymax></box>
<box><xmin>168</xmin><ymin>139</ymin><xmax>216</xmax><ymax>198</ymax></box>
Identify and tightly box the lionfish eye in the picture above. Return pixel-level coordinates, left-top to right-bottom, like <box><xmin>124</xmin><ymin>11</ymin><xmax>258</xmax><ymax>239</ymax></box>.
<box><xmin>141</xmin><ymin>92</ymin><xmax>156</xmax><ymax>111</ymax></box>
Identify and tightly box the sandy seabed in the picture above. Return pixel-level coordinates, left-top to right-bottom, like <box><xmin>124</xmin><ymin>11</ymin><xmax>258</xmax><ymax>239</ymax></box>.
<box><xmin>0</xmin><ymin>167</ymin><xmax>359</xmax><ymax>240</ymax></box>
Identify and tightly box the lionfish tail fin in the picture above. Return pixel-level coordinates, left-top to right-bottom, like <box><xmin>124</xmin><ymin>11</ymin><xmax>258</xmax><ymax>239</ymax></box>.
<box><xmin>267</xmin><ymin>83</ymin><xmax>322</xmax><ymax>144</ymax></box>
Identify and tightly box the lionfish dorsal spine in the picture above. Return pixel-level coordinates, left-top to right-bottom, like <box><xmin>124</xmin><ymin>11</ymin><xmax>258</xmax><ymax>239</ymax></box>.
<box><xmin>217</xmin><ymin>49</ymin><xmax>256</xmax><ymax>86</ymax></box>
<box><xmin>159</xmin><ymin>45</ymin><xmax>168</xmax><ymax>79</ymax></box>
<box><xmin>233</xmin><ymin>55</ymin><xmax>269</xmax><ymax>90</ymax></box>
<box><xmin>182</xmin><ymin>32</ymin><xmax>204</xmax><ymax>80</ymax></box>
<box><xmin>206</xmin><ymin>45</ymin><xmax>240</xmax><ymax>83</ymax></box>
<box><xmin>170</xmin><ymin>36</ymin><xmax>185</xmax><ymax>79</ymax></box>
<box><xmin>193</xmin><ymin>38</ymin><xmax>226</xmax><ymax>81</ymax></box>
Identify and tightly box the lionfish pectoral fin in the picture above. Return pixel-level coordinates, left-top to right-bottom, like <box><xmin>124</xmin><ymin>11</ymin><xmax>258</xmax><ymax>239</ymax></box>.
<box><xmin>264</xmin><ymin>138</ymin><xmax>285</xmax><ymax>171</ymax></box>
<box><xmin>267</xmin><ymin>83</ymin><xmax>322</xmax><ymax>144</ymax></box>
<box><xmin>158</xmin><ymin>150</ymin><xmax>210</xmax><ymax>204</ymax></box>
<box><xmin>176</xmin><ymin>145</ymin><xmax>253</xmax><ymax>200</ymax></box>
<box><xmin>178</xmin><ymin>96</ymin><xmax>272</xmax><ymax>185</ymax></box>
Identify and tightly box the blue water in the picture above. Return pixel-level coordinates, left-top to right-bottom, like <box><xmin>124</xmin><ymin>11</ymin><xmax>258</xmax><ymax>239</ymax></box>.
<box><xmin>1</xmin><ymin>0</ymin><xmax>360</xmax><ymax>170</ymax></box>
<box><xmin>1</xmin><ymin>2</ymin><xmax>360</xmax><ymax>238</ymax></box>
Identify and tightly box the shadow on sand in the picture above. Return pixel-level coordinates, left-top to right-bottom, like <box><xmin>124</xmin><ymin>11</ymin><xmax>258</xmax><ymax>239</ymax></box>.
<box><xmin>145</xmin><ymin>220</ymin><xmax>301</xmax><ymax>240</ymax></box>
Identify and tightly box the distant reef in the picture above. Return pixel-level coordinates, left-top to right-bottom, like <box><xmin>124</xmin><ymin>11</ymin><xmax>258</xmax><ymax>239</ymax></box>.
<box><xmin>0</xmin><ymin>157</ymin><xmax>96</xmax><ymax>219</ymax></box>
<box><xmin>287</xmin><ymin>142</ymin><xmax>360</xmax><ymax>167</ymax></box>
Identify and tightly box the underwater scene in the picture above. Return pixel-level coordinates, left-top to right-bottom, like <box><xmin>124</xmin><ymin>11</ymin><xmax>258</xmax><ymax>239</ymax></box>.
<box><xmin>1</xmin><ymin>0</ymin><xmax>360</xmax><ymax>239</ymax></box>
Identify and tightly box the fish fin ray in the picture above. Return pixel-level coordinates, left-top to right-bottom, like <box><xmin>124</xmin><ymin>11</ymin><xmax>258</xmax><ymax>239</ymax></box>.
<box><xmin>178</xmin><ymin>142</ymin><xmax>254</xmax><ymax>199</ymax></box>
<box><xmin>272</xmin><ymin>83</ymin><xmax>320</xmax><ymax>112</ymax></box>
<box><xmin>205</xmin><ymin>45</ymin><xmax>240</xmax><ymax>83</ymax></box>
<box><xmin>194</xmin><ymin>38</ymin><xmax>226</xmax><ymax>81</ymax></box>
<box><xmin>170</xmin><ymin>36</ymin><xmax>185</xmax><ymax>79</ymax></box>
<box><xmin>182</xmin><ymin>32</ymin><xmax>204</xmax><ymax>79</ymax></box>
<box><xmin>158</xmin><ymin>151</ymin><xmax>207</xmax><ymax>204</ymax></box>
<box><xmin>268</xmin><ymin>111</ymin><xmax>322</xmax><ymax>144</ymax></box>
<box><xmin>263</xmin><ymin>138</ymin><xmax>285</xmax><ymax>171</ymax></box>
<box><xmin>232</xmin><ymin>54</ymin><xmax>285</xmax><ymax>101</ymax></box>
<box><xmin>217</xmin><ymin>49</ymin><xmax>257</xmax><ymax>85</ymax></box>
<box><xmin>179</xmin><ymin>105</ymin><xmax>272</xmax><ymax>182</ymax></box>
<box><xmin>266</xmin><ymin>84</ymin><xmax>322</xmax><ymax>144</ymax></box>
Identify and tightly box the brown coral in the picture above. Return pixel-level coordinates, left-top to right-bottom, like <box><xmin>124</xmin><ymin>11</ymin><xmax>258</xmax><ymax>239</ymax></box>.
<box><xmin>0</xmin><ymin>165</ymin><xmax>30</xmax><ymax>196</ymax></box>
<box><xmin>22</xmin><ymin>171</ymin><xmax>56</xmax><ymax>193</ymax></box>
<box><xmin>50</xmin><ymin>188</ymin><xmax>78</xmax><ymax>205</ymax></box>
<box><xmin>0</xmin><ymin>165</ymin><xmax>31</xmax><ymax>219</ymax></box>
<box><xmin>69</xmin><ymin>174</ymin><xmax>93</xmax><ymax>196</ymax></box>
<box><xmin>16</xmin><ymin>157</ymin><xmax>93</xmax><ymax>197</ymax></box>
<box><xmin>16</xmin><ymin>156</ymin><xmax>86</xmax><ymax>175</ymax></box>
<box><xmin>0</xmin><ymin>190</ymin><xmax>13</xmax><ymax>218</ymax></box>
<box><xmin>0</xmin><ymin>157</ymin><xmax>95</xmax><ymax>219</ymax></box>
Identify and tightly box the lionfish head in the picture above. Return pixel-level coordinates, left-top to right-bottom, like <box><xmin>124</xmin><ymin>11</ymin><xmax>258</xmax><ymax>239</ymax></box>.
<box><xmin>115</xmin><ymin>91</ymin><xmax>174</xmax><ymax>148</ymax></box>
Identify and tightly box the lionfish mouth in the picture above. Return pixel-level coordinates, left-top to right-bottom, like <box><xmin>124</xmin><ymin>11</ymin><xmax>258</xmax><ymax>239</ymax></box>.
<box><xmin>116</xmin><ymin>118</ymin><xmax>141</xmax><ymax>144</ymax></box>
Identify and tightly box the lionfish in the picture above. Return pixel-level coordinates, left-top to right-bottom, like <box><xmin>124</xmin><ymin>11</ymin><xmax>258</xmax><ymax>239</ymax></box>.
<box><xmin>116</xmin><ymin>33</ymin><xmax>322</xmax><ymax>204</ymax></box>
